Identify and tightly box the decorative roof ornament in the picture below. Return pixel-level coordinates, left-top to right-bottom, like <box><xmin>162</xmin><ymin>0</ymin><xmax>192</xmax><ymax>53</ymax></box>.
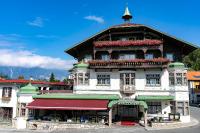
<box><xmin>122</xmin><ymin>5</ymin><xmax>133</xmax><ymax>22</ymax></box>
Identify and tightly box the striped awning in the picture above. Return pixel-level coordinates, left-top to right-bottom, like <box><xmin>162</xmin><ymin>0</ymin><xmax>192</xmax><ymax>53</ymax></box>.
<box><xmin>108</xmin><ymin>99</ymin><xmax>148</xmax><ymax>109</ymax></box>
<box><xmin>27</xmin><ymin>99</ymin><xmax>109</xmax><ymax>110</ymax></box>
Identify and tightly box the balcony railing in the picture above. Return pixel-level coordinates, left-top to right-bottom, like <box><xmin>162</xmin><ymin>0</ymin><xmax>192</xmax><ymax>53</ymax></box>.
<box><xmin>88</xmin><ymin>58</ymin><xmax>169</xmax><ymax>69</ymax></box>
<box><xmin>94</xmin><ymin>40</ymin><xmax>163</xmax><ymax>48</ymax></box>
<box><xmin>39</xmin><ymin>90</ymin><xmax>73</xmax><ymax>94</ymax></box>
<box><xmin>120</xmin><ymin>85</ymin><xmax>135</xmax><ymax>94</ymax></box>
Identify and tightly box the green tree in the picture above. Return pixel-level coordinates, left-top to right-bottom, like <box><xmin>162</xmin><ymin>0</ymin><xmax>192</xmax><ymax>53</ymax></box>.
<box><xmin>18</xmin><ymin>75</ymin><xmax>24</xmax><ymax>79</ymax></box>
<box><xmin>0</xmin><ymin>73</ymin><xmax>9</xmax><ymax>79</ymax></box>
<box><xmin>49</xmin><ymin>73</ymin><xmax>55</xmax><ymax>82</ymax></box>
<box><xmin>183</xmin><ymin>49</ymin><xmax>200</xmax><ymax>70</ymax></box>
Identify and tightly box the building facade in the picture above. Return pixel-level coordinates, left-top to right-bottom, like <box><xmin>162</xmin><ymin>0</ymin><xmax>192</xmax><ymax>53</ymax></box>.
<box><xmin>0</xmin><ymin>79</ymin><xmax>71</xmax><ymax>122</ymax></box>
<box><xmin>65</xmin><ymin>7</ymin><xmax>197</xmax><ymax>124</ymax></box>
<box><xmin>187</xmin><ymin>71</ymin><xmax>200</xmax><ymax>104</ymax></box>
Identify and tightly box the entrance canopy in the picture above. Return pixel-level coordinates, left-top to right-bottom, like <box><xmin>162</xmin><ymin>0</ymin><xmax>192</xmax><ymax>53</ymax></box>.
<box><xmin>136</xmin><ymin>95</ymin><xmax>174</xmax><ymax>101</ymax></box>
<box><xmin>108</xmin><ymin>99</ymin><xmax>148</xmax><ymax>109</ymax></box>
<box><xmin>27</xmin><ymin>99</ymin><xmax>109</xmax><ymax>110</ymax></box>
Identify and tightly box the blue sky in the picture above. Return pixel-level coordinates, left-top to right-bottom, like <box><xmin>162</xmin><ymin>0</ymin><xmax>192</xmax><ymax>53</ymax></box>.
<box><xmin>0</xmin><ymin>0</ymin><xmax>199</xmax><ymax>70</ymax></box>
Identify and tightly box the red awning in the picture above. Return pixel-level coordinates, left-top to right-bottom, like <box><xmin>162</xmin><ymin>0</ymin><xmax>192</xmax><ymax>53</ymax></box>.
<box><xmin>27</xmin><ymin>99</ymin><xmax>109</xmax><ymax>110</ymax></box>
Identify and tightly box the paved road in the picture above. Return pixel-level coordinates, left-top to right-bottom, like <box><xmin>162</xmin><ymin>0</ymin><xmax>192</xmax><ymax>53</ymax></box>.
<box><xmin>0</xmin><ymin>106</ymin><xmax>199</xmax><ymax>133</ymax></box>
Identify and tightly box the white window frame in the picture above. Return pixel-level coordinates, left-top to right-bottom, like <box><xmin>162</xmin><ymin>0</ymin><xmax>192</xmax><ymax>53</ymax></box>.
<box><xmin>97</xmin><ymin>74</ymin><xmax>110</xmax><ymax>86</ymax></box>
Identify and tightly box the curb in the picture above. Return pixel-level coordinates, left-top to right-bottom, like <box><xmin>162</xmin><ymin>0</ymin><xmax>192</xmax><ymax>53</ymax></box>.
<box><xmin>145</xmin><ymin>117</ymin><xmax>199</xmax><ymax>131</ymax></box>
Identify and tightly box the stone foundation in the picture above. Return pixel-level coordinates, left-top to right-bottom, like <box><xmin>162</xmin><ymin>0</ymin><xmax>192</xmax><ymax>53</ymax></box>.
<box><xmin>27</xmin><ymin>121</ymin><xmax>108</xmax><ymax>130</ymax></box>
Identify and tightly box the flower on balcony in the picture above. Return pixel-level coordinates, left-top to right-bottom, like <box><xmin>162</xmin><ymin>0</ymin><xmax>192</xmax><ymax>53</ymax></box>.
<box><xmin>94</xmin><ymin>39</ymin><xmax>163</xmax><ymax>48</ymax></box>
<box><xmin>88</xmin><ymin>58</ymin><xmax>169</xmax><ymax>66</ymax></box>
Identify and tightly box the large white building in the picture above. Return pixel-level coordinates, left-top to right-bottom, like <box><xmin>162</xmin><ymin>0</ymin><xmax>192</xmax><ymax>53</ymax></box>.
<box><xmin>64</xmin><ymin>7</ymin><xmax>197</xmax><ymax>125</ymax></box>
<box><xmin>9</xmin><ymin>7</ymin><xmax>198</xmax><ymax>129</ymax></box>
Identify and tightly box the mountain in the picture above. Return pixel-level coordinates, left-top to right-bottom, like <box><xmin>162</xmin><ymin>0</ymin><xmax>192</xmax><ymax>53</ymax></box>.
<box><xmin>0</xmin><ymin>66</ymin><xmax>68</xmax><ymax>80</ymax></box>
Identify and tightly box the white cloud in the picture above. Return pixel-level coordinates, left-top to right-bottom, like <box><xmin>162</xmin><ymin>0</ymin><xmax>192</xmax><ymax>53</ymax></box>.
<box><xmin>0</xmin><ymin>34</ymin><xmax>24</xmax><ymax>47</ymax></box>
<box><xmin>84</xmin><ymin>15</ymin><xmax>104</xmax><ymax>24</ymax></box>
<box><xmin>27</xmin><ymin>17</ymin><xmax>44</xmax><ymax>27</ymax></box>
<box><xmin>35</xmin><ymin>34</ymin><xmax>59</xmax><ymax>39</ymax></box>
<box><xmin>0</xmin><ymin>49</ymin><xmax>74</xmax><ymax>70</ymax></box>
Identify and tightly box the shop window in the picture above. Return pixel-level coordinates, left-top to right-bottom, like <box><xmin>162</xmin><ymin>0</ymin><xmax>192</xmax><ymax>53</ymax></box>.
<box><xmin>2</xmin><ymin>87</ymin><xmax>12</xmax><ymax>98</ymax></box>
<box><xmin>146</xmin><ymin>74</ymin><xmax>160</xmax><ymax>86</ymax></box>
<box><xmin>97</xmin><ymin>74</ymin><xmax>110</xmax><ymax>85</ymax></box>
<box><xmin>120</xmin><ymin>73</ymin><xmax>135</xmax><ymax>86</ymax></box>
<box><xmin>147</xmin><ymin>102</ymin><xmax>162</xmax><ymax>114</ymax></box>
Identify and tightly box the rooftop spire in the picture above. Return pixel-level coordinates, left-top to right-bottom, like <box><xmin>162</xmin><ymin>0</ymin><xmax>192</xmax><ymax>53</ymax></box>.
<box><xmin>122</xmin><ymin>5</ymin><xmax>132</xmax><ymax>22</ymax></box>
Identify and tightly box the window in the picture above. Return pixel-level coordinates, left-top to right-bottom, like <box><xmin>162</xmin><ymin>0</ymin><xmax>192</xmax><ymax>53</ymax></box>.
<box><xmin>78</xmin><ymin>73</ymin><xmax>84</xmax><ymax>85</ymax></box>
<box><xmin>121</xmin><ymin>37</ymin><xmax>128</xmax><ymax>41</ymax></box>
<box><xmin>120</xmin><ymin>73</ymin><xmax>135</xmax><ymax>86</ymax></box>
<box><xmin>176</xmin><ymin>73</ymin><xmax>182</xmax><ymax>85</ymax></box>
<box><xmin>21</xmin><ymin>103</ymin><xmax>26</xmax><ymax>116</ymax></box>
<box><xmin>119</xmin><ymin>54</ymin><xmax>135</xmax><ymax>60</ymax></box>
<box><xmin>2</xmin><ymin>87</ymin><xmax>12</xmax><ymax>97</ymax></box>
<box><xmin>169</xmin><ymin>72</ymin><xmax>187</xmax><ymax>86</ymax></box>
<box><xmin>147</xmin><ymin>102</ymin><xmax>162</xmax><ymax>114</ymax></box>
<box><xmin>183</xmin><ymin>73</ymin><xmax>187</xmax><ymax>85</ymax></box>
<box><xmin>146</xmin><ymin>74</ymin><xmax>160</xmax><ymax>86</ymax></box>
<box><xmin>101</xmin><ymin>54</ymin><xmax>109</xmax><ymax>61</ymax></box>
<box><xmin>75</xmin><ymin>73</ymin><xmax>89</xmax><ymax>85</ymax></box>
<box><xmin>175</xmin><ymin>101</ymin><xmax>189</xmax><ymax>116</ymax></box>
<box><xmin>169</xmin><ymin>73</ymin><xmax>175</xmax><ymax>86</ymax></box>
<box><xmin>84</xmin><ymin>54</ymin><xmax>92</xmax><ymax>62</ymax></box>
<box><xmin>166</xmin><ymin>53</ymin><xmax>174</xmax><ymax>61</ymax></box>
<box><xmin>97</xmin><ymin>74</ymin><xmax>110</xmax><ymax>85</ymax></box>
<box><xmin>177</xmin><ymin>102</ymin><xmax>184</xmax><ymax>115</ymax></box>
<box><xmin>145</xmin><ymin>54</ymin><xmax>153</xmax><ymax>59</ymax></box>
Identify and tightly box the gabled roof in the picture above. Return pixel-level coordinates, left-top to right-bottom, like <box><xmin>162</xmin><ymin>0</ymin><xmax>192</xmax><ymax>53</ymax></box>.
<box><xmin>187</xmin><ymin>71</ymin><xmax>200</xmax><ymax>81</ymax></box>
<box><xmin>65</xmin><ymin>23</ymin><xmax>199</xmax><ymax>58</ymax></box>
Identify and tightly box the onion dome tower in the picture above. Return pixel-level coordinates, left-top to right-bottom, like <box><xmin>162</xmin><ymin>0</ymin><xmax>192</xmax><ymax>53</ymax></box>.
<box><xmin>122</xmin><ymin>6</ymin><xmax>133</xmax><ymax>22</ymax></box>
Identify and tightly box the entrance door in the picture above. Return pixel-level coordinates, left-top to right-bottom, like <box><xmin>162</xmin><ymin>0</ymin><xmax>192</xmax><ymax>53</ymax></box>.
<box><xmin>118</xmin><ymin>105</ymin><xmax>138</xmax><ymax>121</ymax></box>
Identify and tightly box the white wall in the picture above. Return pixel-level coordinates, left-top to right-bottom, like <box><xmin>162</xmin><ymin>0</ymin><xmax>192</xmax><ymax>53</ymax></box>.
<box><xmin>0</xmin><ymin>84</ymin><xmax>18</xmax><ymax>118</ymax></box>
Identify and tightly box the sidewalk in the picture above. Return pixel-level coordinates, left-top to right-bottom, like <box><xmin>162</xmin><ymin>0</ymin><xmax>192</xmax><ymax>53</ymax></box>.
<box><xmin>146</xmin><ymin>117</ymin><xmax>199</xmax><ymax>130</ymax></box>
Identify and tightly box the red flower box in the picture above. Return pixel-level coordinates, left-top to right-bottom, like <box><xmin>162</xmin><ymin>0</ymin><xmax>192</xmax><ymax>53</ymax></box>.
<box><xmin>94</xmin><ymin>40</ymin><xmax>162</xmax><ymax>48</ymax></box>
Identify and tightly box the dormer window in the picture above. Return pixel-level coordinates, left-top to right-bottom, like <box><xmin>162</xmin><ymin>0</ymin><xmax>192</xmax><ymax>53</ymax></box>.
<box><xmin>121</xmin><ymin>37</ymin><xmax>128</xmax><ymax>41</ymax></box>
<box><xmin>166</xmin><ymin>53</ymin><xmax>174</xmax><ymax>61</ymax></box>
<box><xmin>119</xmin><ymin>54</ymin><xmax>135</xmax><ymax>60</ymax></box>
<box><xmin>84</xmin><ymin>54</ymin><xmax>92</xmax><ymax>62</ymax></box>
<box><xmin>145</xmin><ymin>54</ymin><xmax>153</xmax><ymax>59</ymax></box>
<box><xmin>101</xmin><ymin>54</ymin><xmax>109</xmax><ymax>61</ymax></box>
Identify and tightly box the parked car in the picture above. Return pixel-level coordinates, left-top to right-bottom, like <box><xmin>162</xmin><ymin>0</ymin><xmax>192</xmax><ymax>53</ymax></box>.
<box><xmin>42</xmin><ymin>114</ymin><xmax>62</xmax><ymax>121</ymax></box>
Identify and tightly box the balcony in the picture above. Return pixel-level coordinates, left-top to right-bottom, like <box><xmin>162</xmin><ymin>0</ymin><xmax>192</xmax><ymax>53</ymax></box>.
<box><xmin>88</xmin><ymin>58</ymin><xmax>169</xmax><ymax>69</ymax></box>
<box><xmin>94</xmin><ymin>40</ymin><xmax>162</xmax><ymax>48</ymax></box>
<box><xmin>120</xmin><ymin>85</ymin><xmax>135</xmax><ymax>94</ymax></box>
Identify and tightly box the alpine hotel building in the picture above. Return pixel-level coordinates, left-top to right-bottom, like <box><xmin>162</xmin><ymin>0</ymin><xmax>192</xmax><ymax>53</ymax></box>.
<box><xmin>26</xmin><ymin>7</ymin><xmax>197</xmax><ymax>128</ymax></box>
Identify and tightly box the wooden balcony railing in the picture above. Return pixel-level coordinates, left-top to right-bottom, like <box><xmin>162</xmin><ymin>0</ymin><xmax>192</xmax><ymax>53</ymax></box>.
<box><xmin>120</xmin><ymin>85</ymin><xmax>135</xmax><ymax>94</ymax></box>
<box><xmin>39</xmin><ymin>90</ymin><xmax>73</xmax><ymax>94</ymax></box>
<box><xmin>88</xmin><ymin>58</ymin><xmax>169</xmax><ymax>69</ymax></box>
<box><xmin>94</xmin><ymin>40</ymin><xmax>163</xmax><ymax>48</ymax></box>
